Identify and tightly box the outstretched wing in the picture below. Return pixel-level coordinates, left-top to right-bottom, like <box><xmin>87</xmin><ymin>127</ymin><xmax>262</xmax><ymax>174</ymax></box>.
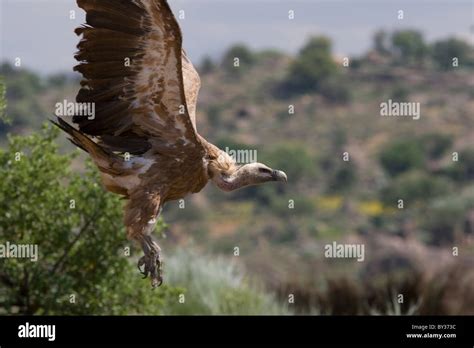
<box><xmin>181</xmin><ymin>50</ymin><xmax>201</xmax><ymax>130</ymax></box>
<box><xmin>73</xmin><ymin>0</ymin><xmax>203</xmax><ymax>155</ymax></box>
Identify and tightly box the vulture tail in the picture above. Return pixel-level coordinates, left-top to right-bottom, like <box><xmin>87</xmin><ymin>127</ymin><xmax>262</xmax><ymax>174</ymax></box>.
<box><xmin>51</xmin><ymin>117</ymin><xmax>120</xmax><ymax>174</ymax></box>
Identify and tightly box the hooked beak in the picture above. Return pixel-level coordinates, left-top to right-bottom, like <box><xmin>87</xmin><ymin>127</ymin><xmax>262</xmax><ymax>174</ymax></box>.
<box><xmin>272</xmin><ymin>170</ymin><xmax>288</xmax><ymax>183</ymax></box>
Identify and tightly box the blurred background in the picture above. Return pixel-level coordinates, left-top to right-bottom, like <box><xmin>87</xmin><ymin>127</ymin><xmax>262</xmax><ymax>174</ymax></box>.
<box><xmin>0</xmin><ymin>0</ymin><xmax>473</xmax><ymax>315</ymax></box>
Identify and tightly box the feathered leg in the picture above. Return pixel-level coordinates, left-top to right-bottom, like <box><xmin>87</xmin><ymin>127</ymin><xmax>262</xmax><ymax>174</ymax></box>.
<box><xmin>125</xmin><ymin>190</ymin><xmax>163</xmax><ymax>288</ymax></box>
<box><xmin>136</xmin><ymin>234</ymin><xmax>162</xmax><ymax>288</ymax></box>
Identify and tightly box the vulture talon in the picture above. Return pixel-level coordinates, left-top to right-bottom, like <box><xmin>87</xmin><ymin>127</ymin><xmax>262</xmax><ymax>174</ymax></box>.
<box><xmin>138</xmin><ymin>235</ymin><xmax>163</xmax><ymax>288</ymax></box>
<box><xmin>137</xmin><ymin>256</ymin><xmax>148</xmax><ymax>278</ymax></box>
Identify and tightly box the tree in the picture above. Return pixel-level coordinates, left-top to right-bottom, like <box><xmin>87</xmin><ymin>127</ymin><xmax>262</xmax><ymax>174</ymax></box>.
<box><xmin>221</xmin><ymin>44</ymin><xmax>256</xmax><ymax>76</ymax></box>
<box><xmin>380</xmin><ymin>171</ymin><xmax>452</xmax><ymax>206</ymax></box>
<box><xmin>443</xmin><ymin>149</ymin><xmax>474</xmax><ymax>182</ymax></box>
<box><xmin>0</xmin><ymin>63</ymin><xmax>45</xmax><ymax>131</ymax></box>
<box><xmin>373</xmin><ymin>30</ymin><xmax>390</xmax><ymax>55</ymax></box>
<box><xmin>199</xmin><ymin>55</ymin><xmax>216</xmax><ymax>75</ymax></box>
<box><xmin>0</xmin><ymin>125</ymin><xmax>177</xmax><ymax>314</ymax></box>
<box><xmin>421</xmin><ymin>133</ymin><xmax>453</xmax><ymax>160</ymax></box>
<box><xmin>431</xmin><ymin>38</ymin><xmax>473</xmax><ymax>70</ymax></box>
<box><xmin>284</xmin><ymin>36</ymin><xmax>338</xmax><ymax>95</ymax></box>
<box><xmin>391</xmin><ymin>30</ymin><xmax>427</xmax><ymax>65</ymax></box>
<box><xmin>379</xmin><ymin>139</ymin><xmax>425</xmax><ymax>177</ymax></box>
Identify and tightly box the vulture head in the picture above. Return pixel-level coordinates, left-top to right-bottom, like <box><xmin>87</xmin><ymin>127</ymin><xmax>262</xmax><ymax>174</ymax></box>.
<box><xmin>209</xmin><ymin>156</ymin><xmax>287</xmax><ymax>192</ymax></box>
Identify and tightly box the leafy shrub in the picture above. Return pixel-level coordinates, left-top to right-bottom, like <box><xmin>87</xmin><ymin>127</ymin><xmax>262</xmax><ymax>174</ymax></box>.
<box><xmin>199</xmin><ymin>56</ymin><xmax>216</xmax><ymax>75</ymax></box>
<box><xmin>442</xmin><ymin>149</ymin><xmax>474</xmax><ymax>182</ymax></box>
<box><xmin>379</xmin><ymin>139</ymin><xmax>425</xmax><ymax>176</ymax></box>
<box><xmin>431</xmin><ymin>38</ymin><xmax>473</xmax><ymax>70</ymax></box>
<box><xmin>380</xmin><ymin>171</ymin><xmax>452</xmax><ymax>206</ymax></box>
<box><xmin>221</xmin><ymin>44</ymin><xmax>256</xmax><ymax>76</ymax></box>
<box><xmin>280</xmin><ymin>36</ymin><xmax>338</xmax><ymax>96</ymax></box>
<box><xmin>0</xmin><ymin>125</ymin><xmax>176</xmax><ymax>314</ymax></box>
<box><xmin>261</xmin><ymin>144</ymin><xmax>316</xmax><ymax>183</ymax></box>
<box><xmin>328</xmin><ymin>161</ymin><xmax>358</xmax><ymax>193</ymax></box>
<box><xmin>391</xmin><ymin>30</ymin><xmax>428</xmax><ymax>65</ymax></box>
<box><xmin>373</xmin><ymin>30</ymin><xmax>391</xmax><ymax>55</ymax></box>
<box><xmin>319</xmin><ymin>76</ymin><xmax>352</xmax><ymax>104</ymax></box>
<box><xmin>390</xmin><ymin>84</ymin><xmax>410</xmax><ymax>101</ymax></box>
<box><xmin>421</xmin><ymin>133</ymin><xmax>453</xmax><ymax>160</ymax></box>
<box><xmin>421</xmin><ymin>188</ymin><xmax>474</xmax><ymax>245</ymax></box>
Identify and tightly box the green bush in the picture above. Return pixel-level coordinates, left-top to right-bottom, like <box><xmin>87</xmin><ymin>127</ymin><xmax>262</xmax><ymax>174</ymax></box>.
<box><xmin>221</xmin><ymin>44</ymin><xmax>256</xmax><ymax>76</ymax></box>
<box><xmin>421</xmin><ymin>133</ymin><xmax>453</xmax><ymax>160</ymax></box>
<box><xmin>431</xmin><ymin>38</ymin><xmax>473</xmax><ymax>70</ymax></box>
<box><xmin>328</xmin><ymin>161</ymin><xmax>358</xmax><ymax>193</ymax></box>
<box><xmin>391</xmin><ymin>30</ymin><xmax>428</xmax><ymax>65</ymax></box>
<box><xmin>281</xmin><ymin>36</ymin><xmax>338</xmax><ymax>96</ymax></box>
<box><xmin>442</xmin><ymin>149</ymin><xmax>474</xmax><ymax>182</ymax></box>
<box><xmin>373</xmin><ymin>30</ymin><xmax>391</xmax><ymax>55</ymax></box>
<box><xmin>421</xmin><ymin>188</ymin><xmax>474</xmax><ymax>245</ymax></box>
<box><xmin>0</xmin><ymin>125</ymin><xmax>177</xmax><ymax>314</ymax></box>
<box><xmin>319</xmin><ymin>77</ymin><xmax>352</xmax><ymax>104</ymax></box>
<box><xmin>390</xmin><ymin>84</ymin><xmax>410</xmax><ymax>101</ymax></box>
<box><xmin>199</xmin><ymin>56</ymin><xmax>216</xmax><ymax>75</ymax></box>
<box><xmin>380</xmin><ymin>171</ymin><xmax>452</xmax><ymax>206</ymax></box>
<box><xmin>379</xmin><ymin>139</ymin><xmax>425</xmax><ymax>176</ymax></box>
<box><xmin>262</xmin><ymin>144</ymin><xmax>316</xmax><ymax>183</ymax></box>
<box><xmin>0</xmin><ymin>63</ymin><xmax>46</xmax><ymax>130</ymax></box>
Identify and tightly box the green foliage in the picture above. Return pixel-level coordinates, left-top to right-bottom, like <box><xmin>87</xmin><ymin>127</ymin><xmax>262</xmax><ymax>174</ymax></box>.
<box><xmin>0</xmin><ymin>63</ymin><xmax>46</xmax><ymax>131</ymax></box>
<box><xmin>421</xmin><ymin>133</ymin><xmax>453</xmax><ymax>160</ymax></box>
<box><xmin>443</xmin><ymin>149</ymin><xmax>474</xmax><ymax>182</ymax></box>
<box><xmin>199</xmin><ymin>56</ymin><xmax>216</xmax><ymax>75</ymax></box>
<box><xmin>0</xmin><ymin>125</ymin><xmax>176</xmax><ymax>314</ymax></box>
<box><xmin>281</xmin><ymin>36</ymin><xmax>338</xmax><ymax>96</ymax></box>
<box><xmin>46</xmin><ymin>73</ymin><xmax>75</xmax><ymax>88</ymax></box>
<box><xmin>319</xmin><ymin>76</ymin><xmax>352</xmax><ymax>104</ymax></box>
<box><xmin>391</xmin><ymin>30</ymin><xmax>427</xmax><ymax>65</ymax></box>
<box><xmin>380</xmin><ymin>171</ymin><xmax>452</xmax><ymax>206</ymax></box>
<box><xmin>379</xmin><ymin>139</ymin><xmax>425</xmax><ymax>176</ymax></box>
<box><xmin>431</xmin><ymin>38</ymin><xmax>473</xmax><ymax>70</ymax></box>
<box><xmin>373</xmin><ymin>30</ymin><xmax>390</xmax><ymax>55</ymax></box>
<box><xmin>262</xmin><ymin>144</ymin><xmax>316</xmax><ymax>183</ymax></box>
<box><xmin>421</xmin><ymin>188</ymin><xmax>474</xmax><ymax>245</ymax></box>
<box><xmin>328</xmin><ymin>161</ymin><xmax>358</xmax><ymax>193</ymax></box>
<box><xmin>222</xmin><ymin>44</ymin><xmax>256</xmax><ymax>76</ymax></box>
<box><xmin>390</xmin><ymin>84</ymin><xmax>410</xmax><ymax>101</ymax></box>
<box><xmin>163</xmin><ymin>248</ymin><xmax>289</xmax><ymax>315</ymax></box>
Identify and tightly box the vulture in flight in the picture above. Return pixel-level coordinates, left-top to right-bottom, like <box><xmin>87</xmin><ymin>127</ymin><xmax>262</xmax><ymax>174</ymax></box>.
<box><xmin>54</xmin><ymin>0</ymin><xmax>288</xmax><ymax>287</ymax></box>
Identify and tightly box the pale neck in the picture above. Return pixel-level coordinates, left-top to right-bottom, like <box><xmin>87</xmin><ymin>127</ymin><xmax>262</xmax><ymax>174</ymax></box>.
<box><xmin>212</xmin><ymin>174</ymin><xmax>242</xmax><ymax>192</ymax></box>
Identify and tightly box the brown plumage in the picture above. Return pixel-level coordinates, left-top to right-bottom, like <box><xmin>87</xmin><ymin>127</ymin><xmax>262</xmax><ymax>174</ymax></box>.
<box><xmin>54</xmin><ymin>0</ymin><xmax>287</xmax><ymax>287</ymax></box>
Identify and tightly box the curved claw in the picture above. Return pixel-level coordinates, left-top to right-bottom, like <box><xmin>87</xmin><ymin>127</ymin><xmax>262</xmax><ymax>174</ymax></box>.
<box><xmin>137</xmin><ymin>236</ymin><xmax>163</xmax><ymax>288</ymax></box>
<box><xmin>137</xmin><ymin>256</ymin><xmax>149</xmax><ymax>278</ymax></box>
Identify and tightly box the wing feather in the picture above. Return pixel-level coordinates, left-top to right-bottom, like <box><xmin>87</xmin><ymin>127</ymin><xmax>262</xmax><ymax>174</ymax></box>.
<box><xmin>182</xmin><ymin>50</ymin><xmax>201</xmax><ymax>130</ymax></box>
<box><xmin>73</xmin><ymin>0</ymin><xmax>203</xmax><ymax>155</ymax></box>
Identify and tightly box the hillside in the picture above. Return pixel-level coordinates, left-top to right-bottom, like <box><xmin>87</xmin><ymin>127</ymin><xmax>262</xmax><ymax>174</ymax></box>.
<box><xmin>2</xmin><ymin>31</ymin><xmax>474</xmax><ymax>314</ymax></box>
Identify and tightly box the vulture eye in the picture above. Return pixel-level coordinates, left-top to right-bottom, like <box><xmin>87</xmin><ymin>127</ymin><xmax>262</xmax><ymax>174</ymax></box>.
<box><xmin>258</xmin><ymin>168</ymin><xmax>272</xmax><ymax>174</ymax></box>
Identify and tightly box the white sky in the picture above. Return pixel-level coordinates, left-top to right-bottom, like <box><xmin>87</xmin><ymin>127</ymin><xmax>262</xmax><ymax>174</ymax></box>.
<box><xmin>0</xmin><ymin>0</ymin><xmax>472</xmax><ymax>75</ymax></box>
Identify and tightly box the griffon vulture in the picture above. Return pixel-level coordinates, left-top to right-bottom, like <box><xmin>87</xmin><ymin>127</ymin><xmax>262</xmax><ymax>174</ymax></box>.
<box><xmin>53</xmin><ymin>0</ymin><xmax>288</xmax><ymax>287</ymax></box>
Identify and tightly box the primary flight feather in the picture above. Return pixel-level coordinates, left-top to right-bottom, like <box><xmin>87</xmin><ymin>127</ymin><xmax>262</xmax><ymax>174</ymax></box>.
<box><xmin>54</xmin><ymin>0</ymin><xmax>288</xmax><ymax>287</ymax></box>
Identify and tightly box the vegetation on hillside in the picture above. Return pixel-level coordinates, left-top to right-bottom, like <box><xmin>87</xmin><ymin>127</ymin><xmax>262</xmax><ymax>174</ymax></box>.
<box><xmin>1</xmin><ymin>28</ymin><xmax>474</xmax><ymax>314</ymax></box>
